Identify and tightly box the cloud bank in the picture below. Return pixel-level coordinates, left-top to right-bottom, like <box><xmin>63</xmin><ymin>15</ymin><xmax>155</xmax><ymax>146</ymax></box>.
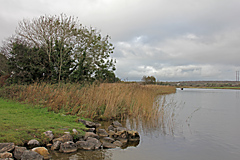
<box><xmin>1</xmin><ymin>0</ymin><xmax>240</xmax><ymax>81</ymax></box>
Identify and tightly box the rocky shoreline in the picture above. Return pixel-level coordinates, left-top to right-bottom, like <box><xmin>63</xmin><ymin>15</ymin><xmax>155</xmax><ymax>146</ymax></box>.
<box><xmin>0</xmin><ymin>120</ymin><xmax>140</xmax><ymax>160</ymax></box>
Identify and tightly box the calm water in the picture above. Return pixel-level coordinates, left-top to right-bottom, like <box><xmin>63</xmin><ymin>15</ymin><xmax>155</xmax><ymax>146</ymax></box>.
<box><xmin>51</xmin><ymin>88</ymin><xmax>240</xmax><ymax>160</ymax></box>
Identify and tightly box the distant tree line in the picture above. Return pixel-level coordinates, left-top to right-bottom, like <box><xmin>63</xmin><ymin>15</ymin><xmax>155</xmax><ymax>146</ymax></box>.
<box><xmin>141</xmin><ymin>76</ymin><xmax>156</xmax><ymax>84</ymax></box>
<box><xmin>0</xmin><ymin>14</ymin><xmax>120</xmax><ymax>84</ymax></box>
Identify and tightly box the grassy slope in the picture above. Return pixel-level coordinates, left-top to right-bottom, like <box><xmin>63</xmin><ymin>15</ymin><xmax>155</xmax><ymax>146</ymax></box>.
<box><xmin>0</xmin><ymin>98</ymin><xmax>85</xmax><ymax>145</ymax></box>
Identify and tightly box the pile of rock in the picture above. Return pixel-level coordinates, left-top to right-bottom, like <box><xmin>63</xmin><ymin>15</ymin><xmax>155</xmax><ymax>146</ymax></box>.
<box><xmin>0</xmin><ymin>142</ymin><xmax>50</xmax><ymax>160</ymax></box>
<box><xmin>50</xmin><ymin>120</ymin><xmax>140</xmax><ymax>153</ymax></box>
<box><xmin>77</xmin><ymin>119</ymin><xmax>140</xmax><ymax>150</ymax></box>
<box><xmin>0</xmin><ymin>120</ymin><xmax>140</xmax><ymax>160</ymax></box>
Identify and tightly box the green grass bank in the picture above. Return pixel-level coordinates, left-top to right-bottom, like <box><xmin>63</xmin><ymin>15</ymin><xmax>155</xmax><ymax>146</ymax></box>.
<box><xmin>0</xmin><ymin>98</ymin><xmax>85</xmax><ymax>146</ymax></box>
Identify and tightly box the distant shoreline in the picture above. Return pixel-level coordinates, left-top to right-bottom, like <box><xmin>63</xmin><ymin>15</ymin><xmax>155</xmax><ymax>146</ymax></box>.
<box><xmin>178</xmin><ymin>86</ymin><xmax>240</xmax><ymax>90</ymax></box>
<box><xmin>158</xmin><ymin>80</ymin><xmax>240</xmax><ymax>88</ymax></box>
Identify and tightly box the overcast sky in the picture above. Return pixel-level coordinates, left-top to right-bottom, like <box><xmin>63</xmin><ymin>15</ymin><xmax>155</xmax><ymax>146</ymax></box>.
<box><xmin>1</xmin><ymin>0</ymin><xmax>240</xmax><ymax>81</ymax></box>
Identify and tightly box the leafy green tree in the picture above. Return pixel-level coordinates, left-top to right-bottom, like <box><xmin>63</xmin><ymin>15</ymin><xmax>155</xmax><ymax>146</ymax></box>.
<box><xmin>1</xmin><ymin>14</ymin><xmax>117</xmax><ymax>83</ymax></box>
<box><xmin>7</xmin><ymin>42</ymin><xmax>48</xmax><ymax>83</ymax></box>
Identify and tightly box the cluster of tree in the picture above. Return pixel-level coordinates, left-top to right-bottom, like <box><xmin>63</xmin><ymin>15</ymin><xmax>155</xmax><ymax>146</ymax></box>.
<box><xmin>141</xmin><ymin>76</ymin><xmax>156</xmax><ymax>84</ymax></box>
<box><xmin>1</xmin><ymin>14</ymin><xmax>119</xmax><ymax>84</ymax></box>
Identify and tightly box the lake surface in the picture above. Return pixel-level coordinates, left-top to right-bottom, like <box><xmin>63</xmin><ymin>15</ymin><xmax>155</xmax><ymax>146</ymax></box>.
<box><xmin>51</xmin><ymin>88</ymin><xmax>240</xmax><ymax>160</ymax></box>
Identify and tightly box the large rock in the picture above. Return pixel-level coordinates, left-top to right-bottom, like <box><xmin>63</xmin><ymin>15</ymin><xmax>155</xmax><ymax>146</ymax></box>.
<box><xmin>0</xmin><ymin>143</ymin><xmax>15</xmax><ymax>153</ymax></box>
<box><xmin>86</xmin><ymin>137</ymin><xmax>102</xmax><ymax>150</ymax></box>
<box><xmin>59</xmin><ymin>141</ymin><xmax>77</xmax><ymax>153</ymax></box>
<box><xmin>0</xmin><ymin>152</ymin><xmax>12</xmax><ymax>159</ymax></box>
<box><xmin>21</xmin><ymin>150</ymin><xmax>43</xmax><ymax>160</ymax></box>
<box><xmin>78</xmin><ymin>119</ymin><xmax>101</xmax><ymax>128</ymax></box>
<box><xmin>43</xmin><ymin>131</ymin><xmax>54</xmax><ymax>141</ymax></box>
<box><xmin>84</xmin><ymin>132</ymin><xmax>99</xmax><ymax>140</ymax></box>
<box><xmin>76</xmin><ymin>137</ymin><xmax>101</xmax><ymax>150</ymax></box>
<box><xmin>32</xmin><ymin>147</ymin><xmax>51</xmax><ymax>160</ymax></box>
<box><xmin>76</xmin><ymin>141</ymin><xmax>94</xmax><ymax>150</ymax></box>
<box><xmin>102</xmin><ymin>142</ymin><xmax>116</xmax><ymax>149</ymax></box>
<box><xmin>27</xmin><ymin>139</ymin><xmax>40</xmax><ymax>149</ymax></box>
<box><xmin>53</xmin><ymin>133</ymin><xmax>73</xmax><ymax>143</ymax></box>
<box><xmin>97</xmin><ymin>129</ymin><xmax>109</xmax><ymax>137</ymax></box>
<box><xmin>100</xmin><ymin>137</ymin><xmax>115</xmax><ymax>144</ymax></box>
<box><xmin>13</xmin><ymin>146</ymin><xmax>27</xmax><ymax>160</ymax></box>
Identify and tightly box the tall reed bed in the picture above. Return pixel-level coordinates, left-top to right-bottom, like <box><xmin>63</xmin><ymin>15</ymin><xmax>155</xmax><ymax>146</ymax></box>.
<box><xmin>0</xmin><ymin>83</ymin><xmax>175</xmax><ymax>121</ymax></box>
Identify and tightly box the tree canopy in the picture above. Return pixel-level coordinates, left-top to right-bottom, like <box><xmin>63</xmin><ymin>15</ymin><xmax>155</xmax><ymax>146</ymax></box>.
<box><xmin>141</xmin><ymin>76</ymin><xmax>156</xmax><ymax>84</ymax></box>
<box><xmin>1</xmin><ymin>14</ymin><xmax>118</xmax><ymax>84</ymax></box>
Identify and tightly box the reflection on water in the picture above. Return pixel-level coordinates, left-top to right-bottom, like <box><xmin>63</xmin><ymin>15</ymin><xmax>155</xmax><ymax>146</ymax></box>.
<box><xmin>124</xmin><ymin>95</ymin><xmax>184</xmax><ymax>136</ymax></box>
<box><xmin>50</xmin><ymin>88</ymin><xmax>240</xmax><ymax>160</ymax></box>
<box><xmin>50</xmin><ymin>149</ymin><xmax>112</xmax><ymax>160</ymax></box>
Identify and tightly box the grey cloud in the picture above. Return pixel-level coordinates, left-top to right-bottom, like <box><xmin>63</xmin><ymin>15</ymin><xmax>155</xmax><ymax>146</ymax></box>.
<box><xmin>1</xmin><ymin>0</ymin><xmax>240</xmax><ymax>81</ymax></box>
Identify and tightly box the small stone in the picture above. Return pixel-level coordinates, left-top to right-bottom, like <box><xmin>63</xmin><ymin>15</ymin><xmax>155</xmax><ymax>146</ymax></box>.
<box><xmin>53</xmin><ymin>133</ymin><xmax>73</xmax><ymax>143</ymax></box>
<box><xmin>97</xmin><ymin>129</ymin><xmax>109</xmax><ymax>137</ymax></box>
<box><xmin>51</xmin><ymin>141</ymin><xmax>61</xmax><ymax>150</ymax></box>
<box><xmin>78</xmin><ymin>119</ymin><xmax>101</xmax><ymax>128</ymax></box>
<box><xmin>113</xmin><ymin>141</ymin><xmax>123</xmax><ymax>147</ymax></box>
<box><xmin>72</xmin><ymin>129</ymin><xmax>78</xmax><ymax>134</ymax></box>
<box><xmin>116</xmin><ymin>138</ymin><xmax>128</xmax><ymax>144</ymax></box>
<box><xmin>108</xmin><ymin>130</ymin><xmax>115</xmax><ymax>138</ymax></box>
<box><xmin>84</xmin><ymin>128</ymin><xmax>96</xmax><ymax>132</ymax></box>
<box><xmin>27</xmin><ymin>139</ymin><xmax>40</xmax><ymax>149</ymax></box>
<box><xmin>115</xmin><ymin>127</ymin><xmax>128</xmax><ymax>132</ymax></box>
<box><xmin>43</xmin><ymin>131</ymin><xmax>54</xmax><ymax>141</ymax></box>
<box><xmin>112</xmin><ymin>121</ymin><xmax>122</xmax><ymax>128</ymax></box>
<box><xmin>107</xmin><ymin>125</ymin><xmax>115</xmax><ymax>131</ymax></box>
<box><xmin>95</xmin><ymin>123</ymin><xmax>101</xmax><ymax>128</ymax></box>
<box><xmin>46</xmin><ymin>144</ymin><xmax>52</xmax><ymax>148</ymax></box>
<box><xmin>0</xmin><ymin>152</ymin><xmax>12</xmax><ymax>159</ymax></box>
<box><xmin>127</xmin><ymin>130</ymin><xmax>140</xmax><ymax>141</ymax></box>
<box><xmin>114</xmin><ymin>129</ymin><xmax>127</xmax><ymax>139</ymax></box>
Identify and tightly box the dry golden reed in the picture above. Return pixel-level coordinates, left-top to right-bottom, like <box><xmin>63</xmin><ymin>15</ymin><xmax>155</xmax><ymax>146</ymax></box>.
<box><xmin>1</xmin><ymin>83</ymin><xmax>176</xmax><ymax>121</ymax></box>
